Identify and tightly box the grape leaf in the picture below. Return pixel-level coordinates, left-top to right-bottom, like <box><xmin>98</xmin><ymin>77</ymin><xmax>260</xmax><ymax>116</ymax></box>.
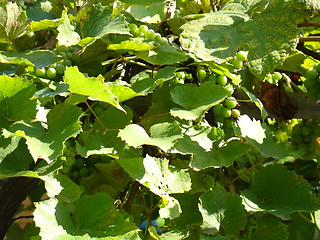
<box><xmin>236</xmin><ymin>115</ymin><xmax>291</xmax><ymax>158</ymax></box>
<box><xmin>63</xmin><ymin>66</ymin><xmax>124</xmax><ymax>111</ymax></box>
<box><xmin>174</xmin><ymin>137</ymin><xmax>247</xmax><ymax>170</ymax></box>
<box><xmin>241</xmin><ymin>165</ymin><xmax>320</xmax><ymax>219</ymax></box>
<box><xmin>135</xmin><ymin>44</ymin><xmax>189</xmax><ymax>65</ymax></box>
<box><xmin>0</xmin><ymin>2</ymin><xmax>28</xmax><ymax>42</ymax></box>
<box><xmin>118</xmin><ymin>122</ymin><xmax>182</xmax><ymax>151</ymax></box>
<box><xmin>118</xmin><ymin>155</ymin><xmax>192</xmax><ymax>219</ymax></box>
<box><xmin>3</xmin><ymin>103</ymin><xmax>83</xmax><ymax>163</ymax></box>
<box><xmin>0</xmin><ymin>75</ymin><xmax>37</xmax><ymax>129</ymax></box>
<box><xmin>170</xmin><ymin>81</ymin><xmax>231</xmax><ymax>120</ymax></box>
<box><xmin>0</xmin><ymin>50</ymin><xmax>59</xmax><ymax>69</ymax></box>
<box><xmin>180</xmin><ymin>0</ymin><xmax>305</xmax><ymax>77</ymax></box>
<box><xmin>34</xmin><ymin>193</ymin><xmax>140</xmax><ymax>240</ymax></box>
<box><xmin>77</xmin><ymin>4</ymin><xmax>129</xmax><ymax>38</ymax></box>
<box><xmin>251</xmin><ymin>214</ymin><xmax>288</xmax><ymax>240</ymax></box>
<box><xmin>199</xmin><ymin>184</ymin><xmax>247</xmax><ymax>235</ymax></box>
<box><xmin>57</xmin><ymin>11</ymin><xmax>80</xmax><ymax>46</ymax></box>
<box><xmin>126</xmin><ymin>2</ymin><xmax>167</xmax><ymax>23</ymax></box>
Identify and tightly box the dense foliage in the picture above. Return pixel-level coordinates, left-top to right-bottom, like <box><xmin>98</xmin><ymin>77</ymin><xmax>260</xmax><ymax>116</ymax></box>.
<box><xmin>1</xmin><ymin>0</ymin><xmax>320</xmax><ymax>239</ymax></box>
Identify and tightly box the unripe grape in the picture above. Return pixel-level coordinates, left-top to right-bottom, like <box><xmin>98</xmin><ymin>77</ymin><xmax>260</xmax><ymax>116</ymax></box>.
<box><xmin>175</xmin><ymin>71</ymin><xmax>186</xmax><ymax>79</ymax></box>
<box><xmin>64</xmin><ymin>59</ymin><xmax>72</xmax><ymax>67</ymax></box>
<box><xmin>217</xmin><ymin>75</ymin><xmax>228</xmax><ymax>85</ymax></box>
<box><xmin>35</xmin><ymin>67</ymin><xmax>46</xmax><ymax>77</ymax></box>
<box><xmin>306</xmin><ymin>68</ymin><xmax>317</xmax><ymax>80</ymax></box>
<box><xmin>221</xmin><ymin>107</ymin><xmax>232</xmax><ymax>118</ymax></box>
<box><xmin>235</xmin><ymin>51</ymin><xmax>247</xmax><ymax>61</ymax></box>
<box><xmin>46</xmin><ymin>68</ymin><xmax>57</xmax><ymax>78</ymax></box>
<box><xmin>273</xmin><ymin>72</ymin><xmax>282</xmax><ymax>81</ymax></box>
<box><xmin>66</xmin><ymin>51</ymin><xmax>73</xmax><ymax>59</ymax></box>
<box><xmin>55</xmin><ymin>63</ymin><xmax>65</xmax><ymax>75</ymax></box>
<box><xmin>197</xmin><ymin>68</ymin><xmax>207</xmax><ymax>81</ymax></box>
<box><xmin>144</xmin><ymin>29</ymin><xmax>155</xmax><ymax>40</ymax></box>
<box><xmin>225</xmin><ymin>97</ymin><xmax>237</xmax><ymax>109</ymax></box>
<box><xmin>129</xmin><ymin>23</ymin><xmax>138</xmax><ymax>35</ymax></box>
<box><xmin>57</xmin><ymin>45</ymin><xmax>69</xmax><ymax>53</ymax></box>
<box><xmin>74</xmin><ymin>158</ymin><xmax>85</xmax><ymax>169</ymax></box>
<box><xmin>79</xmin><ymin>167</ymin><xmax>90</xmax><ymax>177</ymax></box>
<box><xmin>231</xmin><ymin>109</ymin><xmax>241</xmax><ymax>118</ymax></box>
<box><xmin>138</xmin><ymin>25</ymin><xmax>148</xmax><ymax>34</ymax></box>
<box><xmin>212</xmin><ymin>104</ymin><xmax>224</xmax><ymax>115</ymax></box>
<box><xmin>232</xmin><ymin>59</ymin><xmax>243</xmax><ymax>69</ymax></box>
<box><xmin>59</xmin><ymin>51</ymin><xmax>68</xmax><ymax>59</ymax></box>
<box><xmin>315</xmin><ymin>63</ymin><xmax>320</xmax><ymax>73</ymax></box>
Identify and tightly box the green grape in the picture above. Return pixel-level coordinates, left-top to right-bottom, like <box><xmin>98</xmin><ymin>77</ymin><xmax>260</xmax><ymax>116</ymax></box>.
<box><xmin>46</xmin><ymin>68</ymin><xmax>57</xmax><ymax>78</ymax></box>
<box><xmin>55</xmin><ymin>63</ymin><xmax>65</xmax><ymax>75</ymax></box>
<box><xmin>315</xmin><ymin>63</ymin><xmax>320</xmax><ymax>73</ymax></box>
<box><xmin>217</xmin><ymin>75</ymin><xmax>228</xmax><ymax>85</ymax></box>
<box><xmin>144</xmin><ymin>29</ymin><xmax>155</xmax><ymax>40</ymax></box>
<box><xmin>306</xmin><ymin>68</ymin><xmax>318</xmax><ymax>80</ymax></box>
<box><xmin>59</xmin><ymin>51</ymin><xmax>68</xmax><ymax>59</ymax></box>
<box><xmin>66</xmin><ymin>51</ymin><xmax>73</xmax><ymax>59</ymax></box>
<box><xmin>273</xmin><ymin>72</ymin><xmax>282</xmax><ymax>81</ymax></box>
<box><xmin>138</xmin><ymin>25</ymin><xmax>148</xmax><ymax>34</ymax></box>
<box><xmin>175</xmin><ymin>71</ymin><xmax>186</xmax><ymax>79</ymax></box>
<box><xmin>35</xmin><ymin>67</ymin><xmax>46</xmax><ymax>77</ymax></box>
<box><xmin>154</xmin><ymin>33</ymin><xmax>162</xmax><ymax>41</ymax></box>
<box><xmin>232</xmin><ymin>59</ymin><xmax>243</xmax><ymax>69</ymax></box>
<box><xmin>74</xmin><ymin>157</ymin><xmax>85</xmax><ymax>169</ymax></box>
<box><xmin>79</xmin><ymin>167</ymin><xmax>90</xmax><ymax>177</ymax></box>
<box><xmin>224</xmin><ymin>97</ymin><xmax>237</xmax><ymax>109</ymax></box>
<box><xmin>129</xmin><ymin>23</ymin><xmax>138</xmax><ymax>35</ymax></box>
<box><xmin>235</xmin><ymin>51</ymin><xmax>247</xmax><ymax>61</ymax></box>
<box><xmin>71</xmin><ymin>170</ymin><xmax>80</xmax><ymax>179</ymax></box>
<box><xmin>221</xmin><ymin>107</ymin><xmax>232</xmax><ymax>118</ymax></box>
<box><xmin>64</xmin><ymin>59</ymin><xmax>72</xmax><ymax>67</ymax></box>
<box><xmin>212</xmin><ymin>104</ymin><xmax>224</xmax><ymax>115</ymax></box>
<box><xmin>57</xmin><ymin>45</ymin><xmax>69</xmax><ymax>53</ymax></box>
<box><xmin>301</xmin><ymin>126</ymin><xmax>310</xmax><ymax>136</ymax></box>
<box><xmin>231</xmin><ymin>109</ymin><xmax>241</xmax><ymax>118</ymax></box>
<box><xmin>197</xmin><ymin>68</ymin><xmax>207</xmax><ymax>81</ymax></box>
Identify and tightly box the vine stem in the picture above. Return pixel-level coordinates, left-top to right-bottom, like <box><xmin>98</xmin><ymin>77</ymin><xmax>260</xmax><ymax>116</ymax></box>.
<box><xmin>84</xmin><ymin>101</ymin><xmax>107</xmax><ymax>131</ymax></box>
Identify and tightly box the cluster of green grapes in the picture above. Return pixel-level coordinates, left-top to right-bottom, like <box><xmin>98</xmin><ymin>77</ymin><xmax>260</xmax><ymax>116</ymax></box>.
<box><xmin>291</xmin><ymin>119</ymin><xmax>320</xmax><ymax>159</ymax></box>
<box><xmin>231</xmin><ymin>51</ymin><xmax>247</xmax><ymax>69</ymax></box>
<box><xmin>33</xmin><ymin>44</ymin><xmax>81</xmax><ymax>79</ymax></box>
<box><xmin>212</xmin><ymin>96</ymin><xmax>240</xmax><ymax>125</ymax></box>
<box><xmin>173</xmin><ymin>70</ymin><xmax>192</xmax><ymax>84</ymax></box>
<box><xmin>128</xmin><ymin>23</ymin><xmax>168</xmax><ymax>45</ymax></box>
<box><xmin>264</xmin><ymin>71</ymin><xmax>283</xmax><ymax>84</ymax></box>
<box><xmin>267</xmin><ymin>118</ymin><xmax>291</xmax><ymax>143</ymax></box>
<box><xmin>304</xmin><ymin>63</ymin><xmax>320</xmax><ymax>99</ymax></box>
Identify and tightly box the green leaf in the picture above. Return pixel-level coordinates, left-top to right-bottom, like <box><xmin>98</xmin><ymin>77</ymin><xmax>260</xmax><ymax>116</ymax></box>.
<box><xmin>56</xmin><ymin>174</ymin><xmax>82</xmax><ymax>203</ymax></box>
<box><xmin>250</xmin><ymin>214</ymin><xmax>288</xmax><ymax>240</ymax></box>
<box><xmin>199</xmin><ymin>184</ymin><xmax>247</xmax><ymax>235</ymax></box>
<box><xmin>0</xmin><ymin>50</ymin><xmax>59</xmax><ymax>69</ymax></box>
<box><xmin>170</xmin><ymin>81</ymin><xmax>231</xmax><ymax>120</ymax></box>
<box><xmin>57</xmin><ymin>11</ymin><xmax>80</xmax><ymax>46</ymax></box>
<box><xmin>0</xmin><ymin>138</ymin><xmax>41</xmax><ymax>179</ymax></box>
<box><xmin>3</xmin><ymin>103</ymin><xmax>83</xmax><ymax>163</ymax></box>
<box><xmin>0</xmin><ymin>2</ymin><xmax>29</xmax><ymax>42</ymax></box>
<box><xmin>236</xmin><ymin>115</ymin><xmax>291</xmax><ymax>158</ymax></box>
<box><xmin>174</xmin><ymin>137</ymin><xmax>247</xmax><ymax>170</ymax></box>
<box><xmin>34</xmin><ymin>193</ymin><xmax>140</xmax><ymax>239</ymax></box>
<box><xmin>126</xmin><ymin>2</ymin><xmax>167</xmax><ymax>23</ymax></box>
<box><xmin>63</xmin><ymin>66</ymin><xmax>124</xmax><ymax>111</ymax></box>
<box><xmin>118</xmin><ymin>121</ymin><xmax>182</xmax><ymax>151</ymax></box>
<box><xmin>107</xmin><ymin>40</ymin><xmax>154</xmax><ymax>51</ymax></box>
<box><xmin>118</xmin><ymin>155</ymin><xmax>192</xmax><ymax>218</ymax></box>
<box><xmin>107</xmin><ymin>83</ymin><xmax>140</xmax><ymax>102</ymax></box>
<box><xmin>77</xmin><ymin>4</ymin><xmax>129</xmax><ymax>38</ymax></box>
<box><xmin>241</xmin><ymin>165</ymin><xmax>320</xmax><ymax>219</ymax></box>
<box><xmin>180</xmin><ymin>1</ymin><xmax>305</xmax><ymax>77</ymax></box>
<box><xmin>0</xmin><ymin>75</ymin><xmax>37</xmax><ymax>129</ymax></box>
<box><xmin>135</xmin><ymin>44</ymin><xmax>189</xmax><ymax>65</ymax></box>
